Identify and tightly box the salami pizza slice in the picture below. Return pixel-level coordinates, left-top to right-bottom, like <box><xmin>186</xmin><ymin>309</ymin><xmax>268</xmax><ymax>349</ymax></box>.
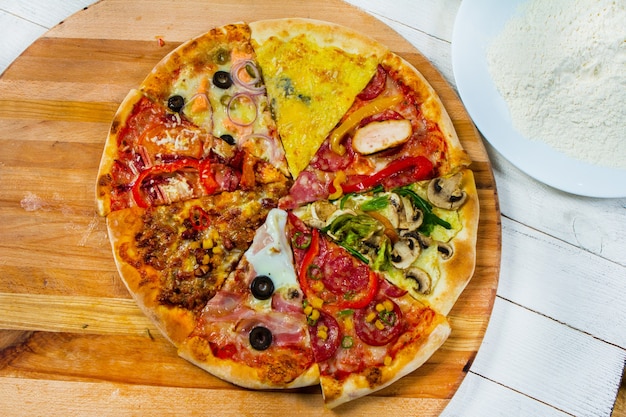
<box><xmin>286</xmin><ymin>213</ymin><xmax>451</xmax><ymax>408</ymax></box>
<box><xmin>291</xmin><ymin>169</ymin><xmax>479</xmax><ymax>315</ymax></box>
<box><xmin>178</xmin><ymin>209</ymin><xmax>319</xmax><ymax>389</ymax></box>
<box><xmin>279</xmin><ymin>53</ymin><xmax>471</xmax><ymax>210</ymax></box>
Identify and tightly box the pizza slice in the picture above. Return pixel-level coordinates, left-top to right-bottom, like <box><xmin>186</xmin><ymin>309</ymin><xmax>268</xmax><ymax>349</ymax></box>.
<box><xmin>291</xmin><ymin>169</ymin><xmax>479</xmax><ymax>315</ymax></box>
<box><xmin>105</xmin><ymin>184</ymin><xmax>289</xmax><ymax>346</ymax></box>
<box><xmin>279</xmin><ymin>52</ymin><xmax>471</xmax><ymax>210</ymax></box>
<box><xmin>178</xmin><ymin>209</ymin><xmax>319</xmax><ymax>389</ymax></box>
<box><xmin>139</xmin><ymin>23</ymin><xmax>289</xmax><ymax>176</ymax></box>
<box><xmin>286</xmin><ymin>212</ymin><xmax>450</xmax><ymax>408</ymax></box>
<box><xmin>250</xmin><ymin>18</ymin><xmax>388</xmax><ymax>177</ymax></box>
<box><xmin>96</xmin><ymin>90</ymin><xmax>289</xmax><ymax>216</ymax></box>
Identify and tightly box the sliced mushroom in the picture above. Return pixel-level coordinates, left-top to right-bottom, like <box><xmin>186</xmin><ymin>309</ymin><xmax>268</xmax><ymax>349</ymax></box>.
<box><xmin>406</xmin><ymin>267</ymin><xmax>432</xmax><ymax>295</ymax></box>
<box><xmin>306</xmin><ymin>200</ymin><xmax>338</xmax><ymax>229</ymax></box>
<box><xmin>398</xmin><ymin>195</ymin><xmax>423</xmax><ymax>231</ymax></box>
<box><xmin>427</xmin><ymin>172</ymin><xmax>467</xmax><ymax>210</ymax></box>
<box><xmin>436</xmin><ymin>242</ymin><xmax>454</xmax><ymax>260</ymax></box>
<box><xmin>390</xmin><ymin>236</ymin><xmax>420</xmax><ymax>269</ymax></box>
<box><xmin>400</xmin><ymin>230</ymin><xmax>432</xmax><ymax>250</ymax></box>
<box><xmin>351</xmin><ymin>119</ymin><xmax>413</xmax><ymax>155</ymax></box>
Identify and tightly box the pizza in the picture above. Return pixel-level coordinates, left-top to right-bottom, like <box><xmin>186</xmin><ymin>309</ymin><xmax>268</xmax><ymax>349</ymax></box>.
<box><xmin>96</xmin><ymin>18</ymin><xmax>479</xmax><ymax>409</ymax></box>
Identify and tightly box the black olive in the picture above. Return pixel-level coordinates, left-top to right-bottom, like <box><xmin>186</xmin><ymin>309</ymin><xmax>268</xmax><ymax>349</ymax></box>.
<box><xmin>249</xmin><ymin>326</ymin><xmax>272</xmax><ymax>351</ymax></box>
<box><xmin>213</xmin><ymin>71</ymin><xmax>232</xmax><ymax>89</ymax></box>
<box><xmin>167</xmin><ymin>95</ymin><xmax>185</xmax><ymax>113</ymax></box>
<box><xmin>250</xmin><ymin>275</ymin><xmax>275</xmax><ymax>300</ymax></box>
<box><xmin>220</xmin><ymin>134</ymin><xmax>236</xmax><ymax>146</ymax></box>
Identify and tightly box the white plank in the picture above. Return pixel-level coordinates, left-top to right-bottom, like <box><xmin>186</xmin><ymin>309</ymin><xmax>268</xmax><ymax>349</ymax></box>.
<box><xmin>0</xmin><ymin>11</ymin><xmax>46</xmax><ymax>75</ymax></box>
<box><xmin>442</xmin><ymin>372</ymin><xmax>570</xmax><ymax>417</ymax></box>
<box><xmin>472</xmin><ymin>298</ymin><xmax>626</xmax><ymax>417</ymax></box>
<box><xmin>488</xmin><ymin>143</ymin><xmax>626</xmax><ymax>266</ymax></box>
<box><xmin>500</xmin><ymin>217</ymin><xmax>626</xmax><ymax>347</ymax></box>
<box><xmin>0</xmin><ymin>0</ymin><xmax>95</xmax><ymax>28</ymax></box>
<box><xmin>372</xmin><ymin>16</ymin><xmax>455</xmax><ymax>86</ymax></box>
<box><xmin>343</xmin><ymin>0</ymin><xmax>461</xmax><ymax>43</ymax></box>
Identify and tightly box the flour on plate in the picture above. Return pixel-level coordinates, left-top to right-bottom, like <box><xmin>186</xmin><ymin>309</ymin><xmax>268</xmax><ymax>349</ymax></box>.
<box><xmin>486</xmin><ymin>0</ymin><xmax>626</xmax><ymax>170</ymax></box>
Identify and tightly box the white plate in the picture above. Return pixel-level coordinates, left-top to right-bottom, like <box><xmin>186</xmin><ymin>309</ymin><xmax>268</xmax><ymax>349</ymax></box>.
<box><xmin>451</xmin><ymin>0</ymin><xmax>626</xmax><ymax>198</ymax></box>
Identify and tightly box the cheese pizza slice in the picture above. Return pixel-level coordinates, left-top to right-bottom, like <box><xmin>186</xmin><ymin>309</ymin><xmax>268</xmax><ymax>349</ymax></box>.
<box><xmin>250</xmin><ymin>18</ymin><xmax>388</xmax><ymax>178</ymax></box>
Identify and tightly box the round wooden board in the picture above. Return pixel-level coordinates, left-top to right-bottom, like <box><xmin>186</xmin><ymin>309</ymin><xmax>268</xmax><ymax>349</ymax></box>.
<box><xmin>0</xmin><ymin>0</ymin><xmax>500</xmax><ymax>415</ymax></box>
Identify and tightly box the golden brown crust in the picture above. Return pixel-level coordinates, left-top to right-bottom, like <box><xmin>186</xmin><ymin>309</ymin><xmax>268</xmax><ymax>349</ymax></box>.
<box><xmin>179</xmin><ymin>331</ymin><xmax>321</xmax><ymax>390</ymax></box>
<box><xmin>419</xmin><ymin>169</ymin><xmax>479</xmax><ymax>315</ymax></box>
<box><xmin>95</xmin><ymin>89</ymin><xmax>143</xmax><ymax>217</ymax></box>
<box><xmin>381</xmin><ymin>52</ymin><xmax>471</xmax><ymax>172</ymax></box>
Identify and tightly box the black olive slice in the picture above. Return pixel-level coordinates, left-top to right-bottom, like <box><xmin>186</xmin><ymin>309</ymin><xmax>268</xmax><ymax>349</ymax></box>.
<box><xmin>250</xmin><ymin>275</ymin><xmax>275</xmax><ymax>300</ymax></box>
<box><xmin>167</xmin><ymin>95</ymin><xmax>185</xmax><ymax>113</ymax></box>
<box><xmin>220</xmin><ymin>134</ymin><xmax>236</xmax><ymax>146</ymax></box>
<box><xmin>213</xmin><ymin>71</ymin><xmax>232</xmax><ymax>89</ymax></box>
<box><xmin>249</xmin><ymin>326</ymin><xmax>272</xmax><ymax>351</ymax></box>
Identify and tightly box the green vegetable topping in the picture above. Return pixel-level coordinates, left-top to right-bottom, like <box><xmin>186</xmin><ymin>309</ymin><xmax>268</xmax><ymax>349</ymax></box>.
<box><xmin>393</xmin><ymin>186</ymin><xmax>451</xmax><ymax>235</ymax></box>
<box><xmin>341</xmin><ymin>335</ymin><xmax>354</xmax><ymax>349</ymax></box>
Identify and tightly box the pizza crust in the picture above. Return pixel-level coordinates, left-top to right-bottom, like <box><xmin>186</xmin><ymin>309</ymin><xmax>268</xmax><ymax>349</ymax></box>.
<box><xmin>179</xmin><ymin>336</ymin><xmax>321</xmax><ymax>390</ymax></box>
<box><xmin>95</xmin><ymin>89</ymin><xmax>143</xmax><ymax>217</ymax></box>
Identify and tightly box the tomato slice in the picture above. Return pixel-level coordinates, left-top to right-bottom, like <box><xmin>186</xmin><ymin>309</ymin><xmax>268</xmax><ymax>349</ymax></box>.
<box><xmin>308</xmin><ymin>310</ymin><xmax>341</xmax><ymax>362</ymax></box>
<box><xmin>354</xmin><ymin>297</ymin><xmax>403</xmax><ymax>346</ymax></box>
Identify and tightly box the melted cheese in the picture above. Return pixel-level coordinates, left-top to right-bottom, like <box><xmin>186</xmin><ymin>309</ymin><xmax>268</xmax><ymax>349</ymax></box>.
<box><xmin>253</xmin><ymin>34</ymin><xmax>380</xmax><ymax>177</ymax></box>
<box><xmin>245</xmin><ymin>209</ymin><xmax>299</xmax><ymax>309</ymax></box>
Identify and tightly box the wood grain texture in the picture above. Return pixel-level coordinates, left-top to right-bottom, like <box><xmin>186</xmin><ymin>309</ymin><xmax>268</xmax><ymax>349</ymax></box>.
<box><xmin>0</xmin><ymin>0</ymin><xmax>500</xmax><ymax>414</ymax></box>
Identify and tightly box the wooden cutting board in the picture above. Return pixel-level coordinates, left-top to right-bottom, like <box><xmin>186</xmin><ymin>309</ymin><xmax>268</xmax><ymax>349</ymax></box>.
<box><xmin>0</xmin><ymin>0</ymin><xmax>501</xmax><ymax>415</ymax></box>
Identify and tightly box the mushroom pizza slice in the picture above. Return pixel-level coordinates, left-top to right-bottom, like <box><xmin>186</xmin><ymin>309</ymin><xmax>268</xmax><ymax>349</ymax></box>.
<box><xmin>291</xmin><ymin>169</ymin><xmax>479</xmax><ymax>315</ymax></box>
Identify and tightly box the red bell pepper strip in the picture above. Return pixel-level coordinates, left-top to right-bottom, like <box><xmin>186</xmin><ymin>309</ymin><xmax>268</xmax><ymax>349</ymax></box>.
<box><xmin>341</xmin><ymin>155</ymin><xmax>433</xmax><ymax>194</ymax></box>
<box><xmin>298</xmin><ymin>228</ymin><xmax>379</xmax><ymax>310</ymax></box>
<box><xmin>189</xmin><ymin>205</ymin><xmax>210</xmax><ymax>230</ymax></box>
<box><xmin>199</xmin><ymin>158</ymin><xmax>219</xmax><ymax>194</ymax></box>
<box><xmin>298</xmin><ymin>228</ymin><xmax>320</xmax><ymax>298</ymax></box>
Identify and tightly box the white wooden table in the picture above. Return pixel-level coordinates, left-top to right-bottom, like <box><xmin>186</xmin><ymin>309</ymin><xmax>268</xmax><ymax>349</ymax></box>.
<box><xmin>2</xmin><ymin>1</ymin><xmax>624</xmax><ymax>416</ymax></box>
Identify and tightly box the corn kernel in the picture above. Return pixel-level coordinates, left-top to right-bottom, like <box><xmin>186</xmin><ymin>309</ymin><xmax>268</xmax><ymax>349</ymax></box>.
<box><xmin>202</xmin><ymin>254</ymin><xmax>210</xmax><ymax>265</ymax></box>
<box><xmin>384</xmin><ymin>355</ymin><xmax>392</xmax><ymax>366</ymax></box>
<box><xmin>210</xmin><ymin>229</ymin><xmax>220</xmax><ymax>240</ymax></box>
<box><xmin>318</xmin><ymin>324</ymin><xmax>328</xmax><ymax>333</ymax></box>
<box><xmin>383</xmin><ymin>300</ymin><xmax>394</xmax><ymax>312</ymax></box>
<box><xmin>311</xmin><ymin>280</ymin><xmax>324</xmax><ymax>292</ymax></box>
<box><xmin>310</xmin><ymin>296</ymin><xmax>324</xmax><ymax>309</ymax></box>
<box><xmin>375</xmin><ymin>320</ymin><xmax>385</xmax><ymax>330</ymax></box>
<box><xmin>310</xmin><ymin>309</ymin><xmax>320</xmax><ymax>321</ymax></box>
<box><xmin>344</xmin><ymin>317</ymin><xmax>354</xmax><ymax>331</ymax></box>
<box><xmin>202</xmin><ymin>239</ymin><xmax>213</xmax><ymax>249</ymax></box>
<box><xmin>375</xmin><ymin>303</ymin><xmax>385</xmax><ymax>312</ymax></box>
<box><xmin>212</xmin><ymin>246</ymin><xmax>223</xmax><ymax>254</ymax></box>
<box><xmin>366</xmin><ymin>312</ymin><xmax>377</xmax><ymax>323</ymax></box>
<box><xmin>317</xmin><ymin>329</ymin><xmax>328</xmax><ymax>340</ymax></box>
<box><xmin>189</xmin><ymin>241</ymin><xmax>201</xmax><ymax>250</ymax></box>
<box><xmin>303</xmin><ymin>305</ymin><xmax>313</xmax><ymax>316</ymax></box>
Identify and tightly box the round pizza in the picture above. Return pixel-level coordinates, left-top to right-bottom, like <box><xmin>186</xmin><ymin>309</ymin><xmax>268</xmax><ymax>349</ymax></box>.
<box><xmin>95</xmin><ymin>18</ymin><xmax>479</xmax><ymax>409</ymax></box>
